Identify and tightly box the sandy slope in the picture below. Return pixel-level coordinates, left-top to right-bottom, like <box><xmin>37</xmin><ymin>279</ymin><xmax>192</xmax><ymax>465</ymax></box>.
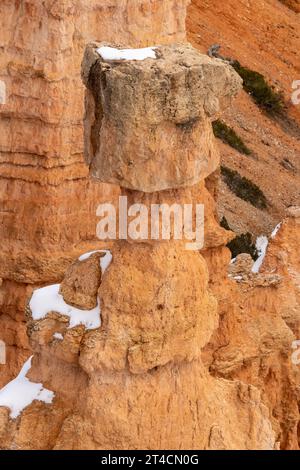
<box><xmin>187</xmin><ymin>0</ymin><xmax>300</xmax><ymax>236</ymax></box>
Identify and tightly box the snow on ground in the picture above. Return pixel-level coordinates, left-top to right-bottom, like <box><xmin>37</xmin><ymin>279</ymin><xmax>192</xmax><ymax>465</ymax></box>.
<box><xmin>271</xmin><ymin>222</ymin><xmax>282</xmax><ymax>239</ymax></box>
<box><xmin>252</xmin><ymin>236</ymin><xmax>269</xmax><ymax>273</ymax></box>
<box><xmin>97</xmin><ymin>46</ymin><xmax>157</xmax><ymax>61</ymax></box>
<box><xmin>29</xmin><ymin>250</ymin><xmax>113</xmax><ymax>330</ymax></box>
<box><xmin>252</xmin><ymin>222</ymin><xmax>282</xmax><ymax>273</ymax></box>
<box><xmin>29</xmin><ymin>284</ymin><xmax>101</xmax><ymax>329</ymax></box>
<box><xmin>79</xmin><ymin>249</ymin><xmax>113</xmax><ymax>273</ymax></box>
<box><xmin>0</xmin><ymin>357</ymin><xmax>54</xmax><ymax>419</ymax></box>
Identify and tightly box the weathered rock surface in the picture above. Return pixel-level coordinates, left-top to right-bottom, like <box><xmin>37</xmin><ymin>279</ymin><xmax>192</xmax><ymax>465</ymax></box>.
<box><xmin>228</xmin><ymin>253</ymin><xmax>282</xmax><ymax>287</ymax></box>
<box><xmin>0</xmin><ymin>243</ymin><xmax>276</xmax><ymax>450</ymax></box>
<box><xmin>202</xmin><ymin>209</ymin><xmax>300</xmax><ymax>449</ymax></box>
<box><xmin>0</xmin><ymin>0</ymin><xmax>191</xmax><ymax>385</ymax></box>
<box><xmin>279</xmin><ymin>0</ymin><xmax>300</xmax><ymax>13</ymax></box>
<box><xmin>0</xmin><ymin>0</ymin><xmax>299</xmax><ymax>452</ymax></box>
<box><xmin>82</xmin><ymin>43</ymin><xmax>241</xmax><ymax>192</ymax></box>
<box><xmin>60</xmin><ymin>252</ymin><xmax>103</xmax><ymax>310</ymax></box>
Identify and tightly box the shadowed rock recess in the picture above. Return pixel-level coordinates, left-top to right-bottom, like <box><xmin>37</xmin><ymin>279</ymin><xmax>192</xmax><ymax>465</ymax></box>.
<box><xmin>0</xmin><ymin>0</ymin><xmax>299</xmax><ymax>451</ymax></box>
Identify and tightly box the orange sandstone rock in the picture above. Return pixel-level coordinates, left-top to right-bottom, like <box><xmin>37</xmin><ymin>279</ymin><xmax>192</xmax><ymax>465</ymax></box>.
<box><xmin>0</xmin><ymin>0</ymin><xmax>190</xmax><ymax>384</ymax></box>
<box><xmin>59</xmin><ymin>252</ymin><xmax>103</xmax><ymax>310</ymax></box>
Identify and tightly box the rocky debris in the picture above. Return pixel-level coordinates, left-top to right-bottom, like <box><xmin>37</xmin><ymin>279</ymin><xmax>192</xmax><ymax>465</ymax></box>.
<box><xmin>278</xmin><ymin>0</ymin><xmax>300</xmax><ymax>13</ymax></box>
<box><xmin>203</xmin><ymin>210</ymin><xmax>300</xmax><ymax>449</ymax></box>
<box><xmin>82</xmin><ymin>42</ymin><xmax>242</xmax><ymax>192</ymax></box>
<box><xmin>228</xmin><ymin>253</ymin><xmax>282</xmax><ymax>287</ymax></box>
<box><xmin>188</xmin><ymin>0</ymin><xmax>300</xmax><ymax>238</ymax></box>
<box><xmin>59</xmin><ymin>252</ymin><xmax>104</xmax><ymax>310</ymax></box>
<box><xmin>207</xmin><ymin>44</ymin><xmax>235</xmax><ymax>64</ymax></box>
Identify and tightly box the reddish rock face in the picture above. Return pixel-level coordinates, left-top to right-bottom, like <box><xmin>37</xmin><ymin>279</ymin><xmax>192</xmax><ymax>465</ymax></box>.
<box><xmin>187</xmin><ymin>0</ymin><xmax>300</xmax><ymax>238</ymax></box>
<box><xmin>0</xmin><ymin>0</ymin><xmax>299</xmax><ymax>452</ymax></box>
<box><xmin>59</xmin><ymin>252</ymin><xmax>103</xmax><ymax>310</ymax></box>
<box><xmin>202</xmin><ymin>209</ymin><xmax>300</xmax><ymax>450</ymax></box>
<box><xmin>0</xmin><ymin>0</ymin><xmax>190</xmax><ymax>385</ymax></box>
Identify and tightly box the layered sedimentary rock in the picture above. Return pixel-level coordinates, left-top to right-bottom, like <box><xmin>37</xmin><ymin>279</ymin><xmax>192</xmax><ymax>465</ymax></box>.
<box><xmin>0</xmin><ymin>0</ymin><xmax>191</xmax><ymax>385</ymax></box>
<box><xmin>0</xmin><ymin>38</ymin><xmax>280</xmax><ymax>449</ymax></box>
<box><xmin>1</xmin><ymin>0</ymin><xmax>299</xmax><ymax>452</ymax></box>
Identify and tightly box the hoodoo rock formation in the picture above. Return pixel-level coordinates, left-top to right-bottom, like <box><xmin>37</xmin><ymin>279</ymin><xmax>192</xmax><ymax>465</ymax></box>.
<box><xmin>0</xmin><ymin>0</ymin><xmax>299</xmax><ymax>451</ymax></box>
<box><xmin>0</xmin><ymin>0</ymin><xmax>191</xmax><ymax>386</ymax></box>
<box><xmin>0</xmin><ymin>36</ymin><xmax>278</xmax><ymax>449</ymax></box>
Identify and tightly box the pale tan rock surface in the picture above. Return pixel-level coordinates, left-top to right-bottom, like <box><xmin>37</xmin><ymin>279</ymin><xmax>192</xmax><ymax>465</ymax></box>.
<box><xmin>228</xmin><ymin>254</ymin><xmax>282</xmax><ymax>287</ymax></box>
<box><xmin>82</xmin><ymin>43</ymin><xmax>241</xmax><ymax>191</ymax></box>
<box><xmin>0</xmin><ymin>33</ymin><xmax>279</xmax><ymax>450</ymax></box>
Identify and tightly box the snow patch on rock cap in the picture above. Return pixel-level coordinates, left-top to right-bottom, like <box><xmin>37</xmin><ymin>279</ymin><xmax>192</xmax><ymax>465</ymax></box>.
<box><xmin>97</xmin><ymin>46</ymin><xmax>157</xmax><ymax>62</ymax></box>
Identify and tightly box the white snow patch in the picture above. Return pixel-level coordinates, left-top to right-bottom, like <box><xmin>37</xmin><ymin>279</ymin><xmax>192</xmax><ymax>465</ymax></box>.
<box><xmin>29</xmin><ymin>250</ymin><xmax>112</xmax><ymax>330</ymax></box>
<box><xmin>29</xmin><ymin>284</ymin><xmax>101</xmax><ymax>330</ymax></box>
<box><xmin>97</xmin><ymin>46</ymin><xmax>157</xmax><ymax>62</ymax></box>
<box><xmin>252</xmin><ymin>236</ymin><xmax>269</xmax><ymax>274</ymax></box>
<box><xmin>78</xmin><ymin>249</ymin><xmax>113</xmax><ymax>274</ymax></box>
<box><xmin>78</xmin><ymin>250</ymin><xmax>100</xmax><ymax>262</ymax></box>
<box><xmin>53</xmin><ymin>332</ymin><xmax>63</xmax><ymax>341</ymax></box>
<box><xmin>271</xmin><ymin>222</ymin><xmax>282</xmax><ymax>239</ymax></box>
<box><xmin>0</xmin><ymin>81</ymin><xmax>6</xmax><ymax>105</ymax></box>
<box><xmin>0</xmin><ymin>356</ymin><xmax>54</xmax><ymax>419</ymax></box>
<box><xmin>100</xmin><ymin>250</ymin><xmax>113</xmax><ymax>273</ymax></box>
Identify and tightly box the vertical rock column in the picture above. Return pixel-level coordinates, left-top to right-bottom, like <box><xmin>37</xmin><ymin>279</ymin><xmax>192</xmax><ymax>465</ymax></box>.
<box><xmin>33</xmin><ymin>43</ymin><xmax>273</xmax><ymax>450</ymax></box>
<box><xmin>0</xmin><ymin>42</ymin><xmax>276</xmax><ymax>451</ymax></box>
<box><xmin>0</xmin><ymin>0</ymin><xmax>191</xmax><ymax>385</ymax></box>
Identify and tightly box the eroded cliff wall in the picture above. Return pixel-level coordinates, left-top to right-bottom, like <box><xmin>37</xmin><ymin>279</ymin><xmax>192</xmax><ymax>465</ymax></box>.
<box><xmin>0</xmin><ymin>0</ymin><xmax>299</xmax><ymax>451</ymax></box>
<box><xmin>0</xmin><ymin>0</ymin><xmax>191</xmax><ymax>385</ymax></box>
